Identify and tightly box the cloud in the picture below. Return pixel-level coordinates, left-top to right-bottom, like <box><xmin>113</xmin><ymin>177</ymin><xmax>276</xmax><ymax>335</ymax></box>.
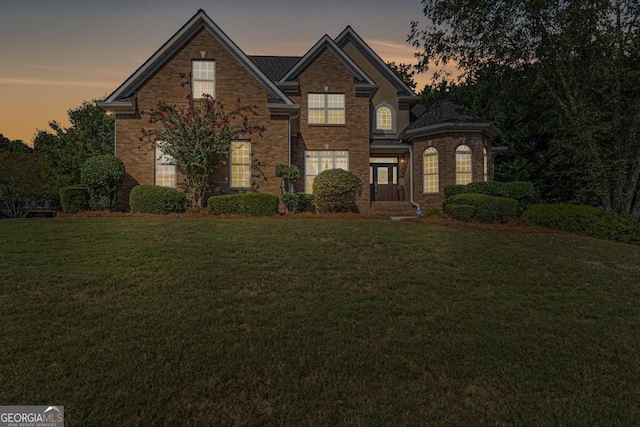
<box><xmin>0</xmin><ymin>78</ymin><xmax>115</xmax><ymax>88</ymax></box>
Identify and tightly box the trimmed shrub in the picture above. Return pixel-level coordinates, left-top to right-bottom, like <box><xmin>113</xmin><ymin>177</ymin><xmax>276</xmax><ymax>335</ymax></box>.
<box><xmin>80</xmin><ymin>155</ymin><xmax>126</xmax><ymax>211</ymax></box>
<box><xmin>129</xmin><ymin>185</ymin><xmax>186</xmax><ymax>214</ymax></box>
<box><xmin>444</xmin><ymin>181</ymin><xmax>538</xmax><ymax>206</ymax></box>
<box><xmin>312</xmin><ymin>169</ymin><xmax>363</xmax><ymax>213</ymax></box>
<box><xmin>282</xmin><ymin>192</ymin><xmax>314</xmax><ymax>213</ymax></box>
<box><xmin>444</xmin><ymin>204</ymin><xmax>476</xmax><ymax>222</ymax></box>
<box><xmin>421</xmin><ymin>207</ymin><xmax>443</xmax><ymax>218</ymax></box>
<box><xmin>207</xmin><ymin>193</ymin><xmax>279</xmax><ymax>216</ymax></box>
<box><xmin>59</xmin><ymin>185</ymin><xmax>90</xmax><ymax>213</ymax></box>
<box><xmin>446</xmin><ymin>193</ymin><xmax>518</xmax><ymax>223</ymax></box>
<box><xmin>522</xmin><ymin>203</ymin><xmax>640</xmax><ymax>245</ymax></box>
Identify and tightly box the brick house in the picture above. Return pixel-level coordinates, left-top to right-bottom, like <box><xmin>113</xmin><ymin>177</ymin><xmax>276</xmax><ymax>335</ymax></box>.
<box><xmin>98</xmin><ymin>10</ymin><xmax>501</xmax><ymax>214</ymax></box>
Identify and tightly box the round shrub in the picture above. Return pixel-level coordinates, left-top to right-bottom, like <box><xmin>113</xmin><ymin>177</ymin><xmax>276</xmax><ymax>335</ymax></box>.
<box><xmin>207</xmin><ymin>193</ymin><xmax>279</xmax><ymax>216</ymax></box>
<box><xmin>80</xmin><ymin>155</ymin><xmax>125</xmax><ymax>210</ymax></box>
<box><xmin>130</xmin><ymin>185</ymin><xmax>186</xmax><ymax>214</ymax></box>
<box><xmin>59</xmin><ymin>185</ymin><xmax>90</xmax><ymax>213</ymax></box>
<box><xmin>444</xmin><ymin>204</ymin><xmax>476</xmax><ymax>222</ymax></box>
<box><xmin>312</xmin><ymin>169</ymin><xmax>363</xmax><ymax>213</ymax></box>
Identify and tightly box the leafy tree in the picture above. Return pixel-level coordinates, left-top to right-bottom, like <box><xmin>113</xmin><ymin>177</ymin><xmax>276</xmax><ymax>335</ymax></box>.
<box><xmin>410</xmin><ymin>0</ymin><xmax>640</xmax><ymax>218</ymax></box>
<box><xmin>387</xmin><ymin>62</ymin><xmax>418</xmax><ymax>90</ymax></box>
<box><xmin>0</xmin><ymin>133</ymin><xmax>32</xmax><ymax>153</ymax></box>
<box><xmin>33</xmin><ymin>101</ymin><xmax>115</xmax><ymax>189</ymax></box>
<box><xmin>0</xmin><ymin>152</ymin><xmax>51</xmax><ymax>217</ymax></box>
<box><xmin>141</xmin><ymin>74</ymin><xmax>265</xmax><ymax>209</ymax></box>
<box><xmin>275</xmin><ymin>164</ymin><xmax>300</xmax><ymax>194</ymax></box>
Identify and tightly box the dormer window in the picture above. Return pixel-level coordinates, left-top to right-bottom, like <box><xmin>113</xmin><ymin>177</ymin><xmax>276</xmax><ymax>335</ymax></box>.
<box><xmin>374</xmin><ymin>103</ymin><xmax>395</xmax><ymax>133</ymax></box>
<box><xmin>192</xmin><ymin>60</ymin><xmax>215</xmax><ymax>99</ymax></box>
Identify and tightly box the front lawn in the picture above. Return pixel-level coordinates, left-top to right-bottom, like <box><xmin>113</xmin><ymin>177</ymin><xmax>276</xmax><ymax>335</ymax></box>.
<box><xmin>1</xmin><ymin>217</ymin><xmax>639</xmax><ymax>425</ymax></box>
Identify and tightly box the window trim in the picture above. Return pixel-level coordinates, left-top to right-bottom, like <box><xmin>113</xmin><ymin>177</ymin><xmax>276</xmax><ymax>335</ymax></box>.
<box><xmin>304</xmin><ymin>150</ymin><xmax>349</xmax><ymax>193</ymax></box>
<box><xmin>191</xmin><ymin>59</ymin><xmax>216</xmax><ymax>99</ymax></box>
<box><xmin>308</xmin><ymin>93</ymin><xmax>346</xmax><ymax>125</ymax></box>
<box><xmin>154</xmin><ymin>141</ymin><xmax>177</xmax><ymax>188</ymax></box>
<box><xmin>423</xmin><ymin>147</ymin><xmax>439</xmax><ymax>194</ymax></box>
<box><xmin>455</xmin><ymin>144</ymin><xmax>473</xmax><ymax>185</ymax></box>
<box><xmin>374</xmin><ymin>102</ymin><xmax>396</xmax><ymax>134</ymax></box>
<box><xmin>230</xmin><ymin>140</ymin><xmax>251</xmax><ymax>189</ymax></box>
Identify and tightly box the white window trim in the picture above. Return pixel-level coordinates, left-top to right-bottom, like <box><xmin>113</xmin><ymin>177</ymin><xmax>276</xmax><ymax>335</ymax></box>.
<box><xmin>455</xmin><ymin>144</ymin><xmax>473</xmax><ymax>185</ymax></box>
<box><xmin>304</xmin><ymin>150</ymin><xmax>349</xmax><ymax>193</ymax></box>
<box><xmin>308</xmin><ymin>93</ymin><xmax>345</xmax><ymax>125</ymax></box>
<box><xmin>191</xmin><ymin>60</ymin><xmax>216</xmax><ymax>99</ymax></box>
<box><xmin>374</xmin><ymin>102</ymin><xmax>396</xmax><ymax>134</ymax></box>
<box><xmin>155</xmin><ymin>141</ymin><xmax>177</xmax><ymax>188</ymax></box>
<box><xmin>230</xmin><ymin>140</ymin><xmax>251</xmax><ymax>189</ymax></box>
<box><xmin>423</xmin><ymin>147</ymin><xmax>439</xmax><ymax>194</ymax></box>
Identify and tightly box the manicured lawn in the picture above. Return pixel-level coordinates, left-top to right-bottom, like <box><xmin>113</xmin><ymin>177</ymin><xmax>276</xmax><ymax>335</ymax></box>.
<box><xmin>1</xmin><ymin>217</ymin><xmax>639</xmax><ymax>425</ymax></box>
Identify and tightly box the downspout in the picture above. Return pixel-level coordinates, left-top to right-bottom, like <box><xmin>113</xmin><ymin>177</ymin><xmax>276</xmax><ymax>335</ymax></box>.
<box><xmin>287</xmin><ymin>111</ymin><xmax>299</xmax><ymax>192</ymax></box>
<box><xmin>408</xmin><ymin>143</ymin><xmax>421</xmax><ymax>214</ymax></box>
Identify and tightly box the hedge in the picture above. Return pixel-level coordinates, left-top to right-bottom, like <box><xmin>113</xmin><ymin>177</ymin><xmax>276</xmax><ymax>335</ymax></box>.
<box><xmin>522</xmin><ymin>203</ymin><xmax>640</xmax><ymax>245</ymax></box>
<box><xmin>129</xmin><ymin>185</ymin><xmax>186</xmax><ymax>214</ymax></box>
<box><xmin>445</xmin><ymin>193</ymin><xmax>518</xmax><ymax>223</ymax></box>
<box><xmin>444</xmin><ymin>204</ymin><xmax>476</xmax><ymax>222</ymax></box>
<box><xmin>312</xmin><ymin>169</ymin><xmax>362</xmax><ymax>213</ymax></box>
<box><xmin>59</xmin><ymin>185</ymin><xmax>90</xmax><ymax>213</ymax></box>
<box><xmin>207</xmin><ymin>193</ymin><xmax>279</xmax><ymax>216</ymax></box>
<box><xmin>282</xmin><ymin>192</ymin><xmax>314</xmax><ymax>213</ymax></box>
<box><xmin>444</xmin><ymin>181</ymin><xmax>537</xmax><ymax>206</ymax></box>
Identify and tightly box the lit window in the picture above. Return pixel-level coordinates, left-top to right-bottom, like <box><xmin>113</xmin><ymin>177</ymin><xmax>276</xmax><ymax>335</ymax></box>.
<box><xmin>304</xmin><ymin>150</ymin><xmax>349</xmax><ymax>192</ymax></box>
<box><xmin>230</xmin><ymin>141</ymin><xmax>251</xmax><ymax>188</ymax></box>
<box><xmin>423</xmin><ymin>147</ymin><xmax>439</xmax><ymax>193</ymax></box>
<box><xmin>483</xmin><ymin>147</ymin><xmax>488</xmax><ymax>182</ymax></box>
<box><xmin>375</xmin><ymin>104</ymin><xmax>394</xmax><ymax>132</ymax></box>
<box><xmin>308</xmin><ymin>94</ymin><xmax>345</xmax><ymax>125</ymax></box>
<box><xmin>192</xmin><ymin>60</ymin><xmax>215</xmax><ymax>99</ymax></box>
<box><xmin>155</xmin><ymin>142</ymin><xmax>176</xmax><ymax>188</ymax></box>
<box><xmin>456</xmin><ymin>144</ymin><xmax>472</xmax><ymax>185</ymax></box>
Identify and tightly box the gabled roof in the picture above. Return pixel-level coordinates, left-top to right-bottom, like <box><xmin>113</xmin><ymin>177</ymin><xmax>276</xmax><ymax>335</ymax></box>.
<box><xmin>334</xmin><ymin>26</ymin><xmax>418</xmax><ymax>98</ymax></box>
<box><xmin>248</xmin><ymin>56</ymin><xmax>301</xmax><ymax>82</ymax></box>
<box><xmin>279</xmin><ymin>35</ymin><xmax>376</xmax><ymax>87</ymax></box>
<box><xmin>100</xmin><ymin>10</ymin><xmax>293</xmax><ymax>108</ymax></box>
<box><xmin>402</xmin><ymin>94</ymin><xmax>501</xmax><ymax>139</ymax></box>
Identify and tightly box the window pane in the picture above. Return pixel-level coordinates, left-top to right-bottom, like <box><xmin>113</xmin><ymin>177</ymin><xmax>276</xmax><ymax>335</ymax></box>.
<box><xmin>230</xmin><ymin>141</ymin><xmax>250</xmax><ymax>188</ymax></box>
<box><xmin>308</xmin><ymin>94</ymin><xmax>325</xmax><ymax>108</ymax></box>
<box><xmin>423</xmin><ymin>147</ymin><xmax>439</xmax><ymax>193</ymax></box>
<box><xmin>377</xmin><ymin>167</ymin><xmax>389</xmax><ymax>185</ymax></box>
<box><xmin>327</xmin><ymin>109</ymin><xmax>345</xmax><ymax>124</ymax></box>
<box><xmin>327</xmin><ymin>94</ymin><xmax>344</xmax><ymax>108</ymax></box>
<box><xmin>308</xmin><ymin>109</ymin><xmax>325</xmax><ymax>124</ymax></box>
<box><xmin>155</xmin><ymin>143</ymin><xmax>176</xmax><ymax>188</ymax></box>
<box><xmin>376</xmin><ymin>106</ymin><xmax>392</xmax><ymax>130</ymax></box>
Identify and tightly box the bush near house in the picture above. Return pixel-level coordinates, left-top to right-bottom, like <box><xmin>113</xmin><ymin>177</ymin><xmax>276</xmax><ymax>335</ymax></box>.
<box><xmin>207</xmin><ymin>193</ymin><xmax>279</xmax><ymax>216</ymax></box>
<box><xmin>313</xmin><ymin>169</ymin><xmax>362</xmax><ymax>213</ymax></box>
<box><xmin>59</xmin><ymin>185</ymin><xmax>90</xmax><ymax>213</ymax></box>
<box><xmin>445</xmin><ymin>193</ymin><xmax>519</xmax><ymax>223</ymax></box>
<box><xmin>522</xmin><ymin>203</ymin><xmax>640</xmax><ymax>245</ymax></box>
<box><xmin>445</xmin><ymin>181</ymin><xmax>538</xmax><ymax>207</ymax></box>
<box><xmin>80</xmin><ymin>155</ymin><xmax>125</xmax><ymax>211</ymax></box>
<box><xmin>282</xmin><ymin>193</ymin><xmax>314</xmax><ymax>213</ymax></box>
<box><xmin>129</xmin><ymin>185</ymin><xmax>187</xmax><ymax>214</ymax></box>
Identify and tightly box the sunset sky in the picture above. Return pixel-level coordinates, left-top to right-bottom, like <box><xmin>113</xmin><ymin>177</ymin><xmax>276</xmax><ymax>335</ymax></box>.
<box><xmin>0</xmin><ymin>0</ymin><xmax>444</xmax><ymax>144</ymax></box>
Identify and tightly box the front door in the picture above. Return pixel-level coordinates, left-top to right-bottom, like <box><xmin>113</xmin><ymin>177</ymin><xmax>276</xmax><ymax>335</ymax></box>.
<box><xmin>371</xmin><ymin>163</ymin><xmax>398</xmax><ymax>201</ymax></box>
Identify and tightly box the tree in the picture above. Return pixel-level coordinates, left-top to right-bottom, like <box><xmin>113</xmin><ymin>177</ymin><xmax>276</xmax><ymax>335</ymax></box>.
<box><xmin>387</xmin><ymin>62</ymin><xmax>418</xmax><ymax>91</ymax></box>
<box><xmin>141</xmin><ymin>74</ymin><xmax>265</xmax><ymax>209</ymax></box>
<box><xmin>0</xmin><ymin>133</ymin><xmax>32</xmax><ymax>153</ymax></box>
<box><xmin>33</xmin><ymin>101</ymin><xmax>115</xmax><ymax>189</ymax></box>
<box><xmin>410</xmin><ymin>0</ymin><xmax>640</xmax><ymax>218</ymax></box>
<box><xmin>0</xmin><ymin>152</ymin><xmax>51</xmax><ymax>217</ymax></box>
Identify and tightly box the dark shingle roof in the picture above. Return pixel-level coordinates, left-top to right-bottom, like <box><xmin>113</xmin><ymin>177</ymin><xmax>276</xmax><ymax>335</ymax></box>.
<box><xmin>406</xmin><ymin>93</ymin><xmax>487</xmax><ymax>132</ymax></box>
<box><xmin>248</xmin><ymin>56</ymin><xmax>301</xmax><ymax>82</ymax></box>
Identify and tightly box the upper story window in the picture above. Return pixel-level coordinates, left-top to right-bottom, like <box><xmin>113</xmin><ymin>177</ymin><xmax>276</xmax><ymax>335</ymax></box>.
<box><xmin>155</xmin><ymin>142</ymin><xmax>176</xmax><ymax>188</ymax></box>
<box><xmin>192</xmin><ymin>60</ymin><xmax>215</xmax><ymax>99</ymax></box>
<box><xmin>374</xmin><ymin>103</ymin><xmax>395</xmax><ymax>133</ymax></box>
<box><xmin>456</xmin><ymin>144</ymin><xmax>472</xmax><ymax>185</ymax></box>
<box><xmin>308</xmin><ymin>93</ymin><xmax>345</xmax><ymax>125</ymax></box>
<box><xmin>230</xmin><ymin>141</ymin><xmax>251</xmax><ymax>188</ymax></box>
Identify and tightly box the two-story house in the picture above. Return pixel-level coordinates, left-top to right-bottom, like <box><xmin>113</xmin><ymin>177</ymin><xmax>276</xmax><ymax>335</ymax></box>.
<box><xmin>98</xmin><ymin>10</ymin><xmax>501</xmax><ymax>214</ymax></box>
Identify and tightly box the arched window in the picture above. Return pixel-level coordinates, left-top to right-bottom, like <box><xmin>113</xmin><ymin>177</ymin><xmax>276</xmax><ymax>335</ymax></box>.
<box><xmin>456</xmin><ymin>144</ymin><xmax>472</xmax><ymax>185</ymax></box>
<box><xmin>423</xmin><ymin>147</ymin><xmax>439</xmax><ymax>193</ymax></box>
<box><xmin>374</xmin><ymin>103</ymin><xmax>395</xmax><ymax>132</ymax></box>
<box><xmin>483</xmin><ymin>147</ymin><xmax>488</xmax><ymax>182</ymax></box>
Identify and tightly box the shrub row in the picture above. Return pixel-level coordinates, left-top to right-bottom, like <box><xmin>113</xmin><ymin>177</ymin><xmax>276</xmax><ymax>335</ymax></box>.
<box><xmin>59</xmin><ymin>185</ymin><xmax>90</xmax><ymax>213</ymax></box>
<box><xmin>207</xmin><ymin>193</ymin><xmax>279</xmax><ymax>216</ymax></box>
<box><xmin>282</xmin><ymin>192</ymin><xmax>314</xmax><ymax>213</ymax></box>
<box><xmin>312</xmin><ymin>169</ymin><xmax>362</xmax><ymax>213</ymax></box>
<box><xmin>129</xmin><ymin>185</ymin><xmax>186</xmax><ymax>214</ymax></box>
<box><xmin>444</xmin><ymin>181</ymin><xmax>537</xmax><ymax>206</ymax></box>
<box><xmin>444</xmin><ymin>193</ymin><xmax>519</xmax><ymax>223</ymax></box>
<box><xmin>522</xmin><ymin>203</ymin><xmax>640</xmax><ymax>245</ymax></box>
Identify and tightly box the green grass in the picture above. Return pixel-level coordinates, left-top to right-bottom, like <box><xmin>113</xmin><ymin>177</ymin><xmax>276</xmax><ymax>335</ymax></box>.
<box><xmin>1</xmin><ymin>217</ymin><xmax>639</xmax><ymax>425</ymax></box>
